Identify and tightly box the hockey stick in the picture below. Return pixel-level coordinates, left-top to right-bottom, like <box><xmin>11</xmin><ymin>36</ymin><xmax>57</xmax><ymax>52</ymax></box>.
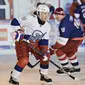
<box><xmin>27</xmin><ymin>61</ymin><xmax>40</xmax><ymax>68</ymax></box>
<box><xmin>27</xmin><ymin>58</ymin><xmax>85</xmax><ymax>81</ymax></box>
<box><xmin>23</xmin><ymin>40</ymin><xmax>77</xmax><ymax>80</ymax></box>
<box><xmin>49</xmin><ymin>60</ymin><xmax>75</xmax><ymax>80</ymax></box>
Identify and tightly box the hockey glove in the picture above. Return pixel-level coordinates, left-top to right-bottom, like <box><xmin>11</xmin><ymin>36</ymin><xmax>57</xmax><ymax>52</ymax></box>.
<box><xmin>43</xmin><ymin>55</ymin><xmax>48</xmax><ymax>61</ymax></box>
<box><xmin>11</xmin><ymin>29</ymin><xmax>24</xmax><ymax>41</ymax></box>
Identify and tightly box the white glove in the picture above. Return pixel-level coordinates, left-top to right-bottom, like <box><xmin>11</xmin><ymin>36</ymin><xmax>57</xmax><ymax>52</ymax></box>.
<box><xmin>43</xmin><ymin>55</ymin><xmax>48</xmax><ymax>61</ymax></box>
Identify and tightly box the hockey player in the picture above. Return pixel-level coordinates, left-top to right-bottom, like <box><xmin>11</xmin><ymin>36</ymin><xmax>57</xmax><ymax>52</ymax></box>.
<box><xmin>9</xmin><ymin>4</ymin><xmax>52</xmax><ymax>85</ymax></box>
<box><xmin>50</xmin><ymin>7</ymin><xmax>84</xmax><ymax>74</ymax></box>
<box><xmin>69</xmin><ymin>0</ymin><xmax>79</xmax><ymax>17</ymax></box>
<box><xmin>33</xmin><ymin>2</ymin><xmax>55</xmax><ymax>20</ymax></box>
<box><xmin>74</xmin><ymin>0</ymin><xmax>85</xmax><ymax>34</ymax></box>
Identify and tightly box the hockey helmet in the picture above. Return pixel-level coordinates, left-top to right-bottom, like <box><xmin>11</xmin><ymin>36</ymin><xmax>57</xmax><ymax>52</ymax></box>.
<box><xmin>37</xmin><ymin>4</ymin><xmax>50</xmax><ymax>13</ymax></box>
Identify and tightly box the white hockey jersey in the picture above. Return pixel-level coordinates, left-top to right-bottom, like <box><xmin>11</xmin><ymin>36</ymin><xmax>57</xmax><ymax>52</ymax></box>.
<box><xmin>19</xmin><ymin>14</ymin><xmax>51</xmax><ymax>40</ymax></box>
<box><xmin>11</xmin><ymin>14</ymin><xmax>60</xmax><ymax>47</ymax></box>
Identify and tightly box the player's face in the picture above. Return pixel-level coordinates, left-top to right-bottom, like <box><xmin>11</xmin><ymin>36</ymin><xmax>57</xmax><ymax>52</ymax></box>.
<box><xmin>40</xmin><ymin>12</ymin><xmax>49</xmax><ymax>21</ymax></box>
<box><xmin>55</xmin><ymin>14</ymin><xmax>62</xmax><ymax>21</ymax></box>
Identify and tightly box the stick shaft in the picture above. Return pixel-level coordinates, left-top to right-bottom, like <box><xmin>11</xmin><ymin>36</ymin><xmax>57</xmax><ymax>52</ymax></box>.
<box><xmin>27</xmin><ymin>61</ymin><xmax>40</xmax><ymax>68</ymax></box>
<box><xmin>50</xmin><ymin>60</ymin><xmax>60</xmax><ymax>69</ymax></box>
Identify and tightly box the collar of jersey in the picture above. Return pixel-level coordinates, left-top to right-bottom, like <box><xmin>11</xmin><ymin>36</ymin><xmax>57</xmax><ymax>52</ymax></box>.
<box><xmin>37</xmin><ymin>16</ymin><xmax>45</xmax><ymax>25</ymax></box>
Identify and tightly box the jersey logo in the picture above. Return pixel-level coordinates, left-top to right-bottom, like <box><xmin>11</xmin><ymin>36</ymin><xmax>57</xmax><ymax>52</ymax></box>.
<box><xmin>29</xmin><ymin>30</ymin><xmax>46</xmax><ymax>42</ymax></box>
<box><xmin>61</xmin><ymin>27</ymin><xmax>65</xmax><ymax>32</ymax></box>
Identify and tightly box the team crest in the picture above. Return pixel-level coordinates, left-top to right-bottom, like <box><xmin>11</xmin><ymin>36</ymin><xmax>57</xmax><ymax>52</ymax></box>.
<box><xmin>61</xmin><ymin>27</ymin><xmax>65</xmax><ymax>32</ymax></box>
<box><xmin>29</xmin><ymin>30</ymin><xmax>46</xmax><ymax>42</ymax></box>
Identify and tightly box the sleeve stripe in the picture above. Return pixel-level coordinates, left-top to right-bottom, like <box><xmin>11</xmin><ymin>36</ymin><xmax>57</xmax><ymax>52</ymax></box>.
<box><xmin>11</xmin><ymin>18</ymin><xmax>20</xmax><ymax>26</ymax></box>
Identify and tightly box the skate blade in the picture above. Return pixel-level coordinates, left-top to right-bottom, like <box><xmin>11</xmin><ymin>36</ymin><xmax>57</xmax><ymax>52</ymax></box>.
<box><xmin>41</xmin><ymin>81</ymin><xmax>52</xmax><ymax>85</ymax></box>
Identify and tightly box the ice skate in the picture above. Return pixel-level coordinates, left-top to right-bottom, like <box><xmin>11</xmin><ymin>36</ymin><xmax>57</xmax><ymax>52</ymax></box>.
<box><xmin>69</xmin><ymin>67</ymin><xmax>81</xmax><ymax>73</ymax></box>
<box><xmin>39</xmin><ymin>70</ymin><xmax>52</xmax><ymax>85</ymax></box>
<box><xmin>56</xmin><ymin>67</ymin><xmax>81</xmax><ymax>74</ymax></box>
<box><xmin>9</xmin><ymin>71</ymin><xmax>19</xmax><ymax>85</ymax></box>
<box><xmin>56</xmin><ymin>67</ymin><xmax>70</xmax><ymax>74</ymax></box>
<box><xmin>9</xmin><ymin>76</ymin><xmax>19</xmax><ymax>85</ymax></box>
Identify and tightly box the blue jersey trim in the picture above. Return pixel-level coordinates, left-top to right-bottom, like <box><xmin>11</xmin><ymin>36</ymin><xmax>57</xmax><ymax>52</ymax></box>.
<box><xmin>39</xmin><ymin>39</ymin><xmax>48</xmax><ymax>45</ymax></box>
<box><xmin>11</xmin><ymin>18</ymin><xmax>20</xmax><ymax>26</ymax></box>
<box><xmin>24</xmin><ymin>35</ymin><xmax>31</xmax><ymax>40</ymax></box>
<box><xmin>71</xmin><ymin>62</ymin><xmax>79</xmax><ymax>66</ymax></box>
<box><xmin>14</xmin><ymin>65</ymin><xmax>23</xmax><ymax>72</ymax></box>
<box><xmin>40</xmin><ymin>64</ymin><xmax>49</xmax><ymax>69</ymax></box>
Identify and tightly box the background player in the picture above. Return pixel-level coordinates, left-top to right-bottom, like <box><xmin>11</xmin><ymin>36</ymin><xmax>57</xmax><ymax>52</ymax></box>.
<box><xmin>50</xmin><ymin>7</ymin><xmax>84</xmax><ymax>74</ymax></box>
<box><xmin>74</xmin><ymin>0</ymin><xmax>85</xmax><ymax>34</ymax></box>
<box><xmin>69</xmin><ymin>0</ymin><xmax>79</xmax><ymax>17</ymax></box>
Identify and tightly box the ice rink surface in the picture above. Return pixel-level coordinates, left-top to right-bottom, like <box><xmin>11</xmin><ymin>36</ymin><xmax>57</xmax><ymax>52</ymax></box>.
<box><xmin>0</xmin><ymin>52</ymin><xmax>85</xmax><ymax>85</ymax></box>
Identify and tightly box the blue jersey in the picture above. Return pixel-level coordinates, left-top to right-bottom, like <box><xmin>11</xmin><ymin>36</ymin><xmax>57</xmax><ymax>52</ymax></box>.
<box><xmin>59</xmin><ymin>14</ymin><xmax>84</xmax><ymax>38</ymax></box>
<box><xmin>74</xmin><ymin>3</ymin><xmax>85</xmax><ymax>24</ymax></box>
